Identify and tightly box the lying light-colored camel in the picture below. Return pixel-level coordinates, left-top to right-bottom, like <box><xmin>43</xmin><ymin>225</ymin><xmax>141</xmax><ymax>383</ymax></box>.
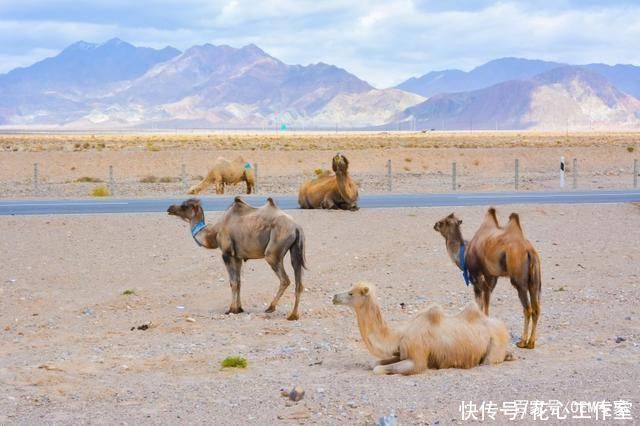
<box><xmin>434</xmin><ymin>208</ymin><xmax>541</xmax><ymax>349</ymax></box>
<box><xmin>167</xmin><ymin>197</ymin><xmax>306</xmax><ymax>320</ymax></box>
<box><xmin>333</xmin><ymin>282</ymin><xmax>511</xmax><ymax>375</ymax></box>
<box><xmin>298</xmin><ymin>153</ymin><xmax>359</xmax><ymax>210</ymax></box>
<box><xmin>188</xmin><ymin>156</ymin><xmax>254</xmax><ymax>195</ymax></box>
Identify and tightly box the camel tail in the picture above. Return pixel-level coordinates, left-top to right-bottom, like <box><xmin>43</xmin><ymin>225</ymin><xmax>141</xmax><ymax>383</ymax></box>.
<box><xmin>291</xmin><ymin>227</ymin><xmax>307</xmax><ymax>270</ymax></box>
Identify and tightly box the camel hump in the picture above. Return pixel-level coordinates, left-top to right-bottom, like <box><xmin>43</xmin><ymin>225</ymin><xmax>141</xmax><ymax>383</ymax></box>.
<box><xmin>486</xmin><ymin>207</ymin><xmax>499</xmax><ymax>225</ymax></box>
<box><xmin>507</xmin><ymin>213</ymin><xmax>523</xmax><ymax>233</ymax></box>
<box><xmin>461</xmin><ymin>303</ymin><xmax>483</xmax><ymax>322</ymax></box>
<box><xmin>233</xmin><ymin>196</ymin><xmax>248</xmax><ymax>205</ymax></box>
<box><xmin>266</xmin><ymin>197</ymin><xmax>278</xmax><ymax>208</ymax></box>
<box><xmin>422</xmin><ymin>304</ymin><xmax>444</xmax><ymax>325</ymax></box>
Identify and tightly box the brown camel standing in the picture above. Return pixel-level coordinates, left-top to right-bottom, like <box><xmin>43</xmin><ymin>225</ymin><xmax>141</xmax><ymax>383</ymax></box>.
<box><xmin>298</xmin><ymin>153</ymin><xmax>359</xmax><ymax>210</ymax></box>
<box><xmin>167</xmin><ymin>197</ymin><xmax>306</xmax><ymax>320</ymax></box>
<box><xmin>333</xmin><ymin>282</ymin><xmax>511</xmax><ymax>375</ymax></box>
<box><xmin>188</xmin><ymin>156</ymin><xmax>255</xmax><ymax>195</ymax></box>
<box><xmin>434</xmin><ymin>208</ymin><xmax>542</xmax><ymax>348</ymax></box>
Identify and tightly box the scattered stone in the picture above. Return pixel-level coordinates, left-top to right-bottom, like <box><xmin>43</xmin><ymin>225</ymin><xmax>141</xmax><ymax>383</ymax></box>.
<box><xmin>185</xmin><ymin>317</ymin><xmax>196</xmax><ymax>323</ymax></box>
<box><xmin>131</xmin><ymin>321</ymin><xmax>154</xmax><ymax>331</ymax></box>
<box><xmin>625</xmin><ymin>316</ymin><xmax>631</xmax><ymax>321</ymax></box>
<box><xmin>82</xmin><ymin>308</ymin><xmax>95</xmax><ymax>316</ymax></box>
<box><xmin>347</xmin><ymin>401</ymin><xmax>358</xmax><ymax>408</ymax></box>
<box><xmin>288</xmin><ymin>385</ymin><xmax>305</xmax><ymax>402</ymax></box>
<box><xmin>380</xmin><ymin>415</ymin><xmax>398</xmax><ymax>426</ymax></box>
<box><xmin>615</xmin><ymin>337</ymin><xmax>626</xmax><ymax>343</ymax></box>
<box><xmin>38</xmin><ymin>364</ymin><xmax>63</xmax><ymax>372</ymax></box>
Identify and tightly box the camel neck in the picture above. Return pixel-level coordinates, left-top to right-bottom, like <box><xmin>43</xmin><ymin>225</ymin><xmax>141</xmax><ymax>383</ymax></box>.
<box><xmin>354</xmin><ymin>300</ymin><xmax>401</xmax><ymax>359</ymax></box>
<box><xmin>445</xmin><ymin>229</ymin><xmax>466</xmax><ymax>271</ymax></box>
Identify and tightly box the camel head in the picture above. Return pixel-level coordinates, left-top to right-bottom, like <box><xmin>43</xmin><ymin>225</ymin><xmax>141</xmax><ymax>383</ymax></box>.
<box><xmin>333</xmin><ymin>282</ymin><xmax>374</xmax><ymax>309</ymax></box>
<box><xmin>434</xmin><ymin>213</ymin><xmax>463</xmax><ymax>239</ymax></box>
<box><xmin>167</xmin><ymin>198</ymin><xmax>204</xmax><ymax>223</ymax></box>
<box><xmin>332</xmin><ymin>153</ymin><xmax>350</xmax><ymax>174</ymax></box>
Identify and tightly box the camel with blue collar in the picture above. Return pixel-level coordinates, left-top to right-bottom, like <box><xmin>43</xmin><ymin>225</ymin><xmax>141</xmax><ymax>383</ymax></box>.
<box><xmin>434</xmin><ymin>208</ymin><xmax>541</xmax><ymax>349</ymax></box>
<box><xmin>167</xmin><ymin>197</ymin><xmax>306</xmax><ymax>320</ymax></box>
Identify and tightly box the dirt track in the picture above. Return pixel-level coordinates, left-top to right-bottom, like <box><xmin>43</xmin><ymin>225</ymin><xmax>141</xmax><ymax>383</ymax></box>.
<box><xmin>1</xmin><ymin>203</ymin><xmax>639</xmax><ymax>424</ymax></box>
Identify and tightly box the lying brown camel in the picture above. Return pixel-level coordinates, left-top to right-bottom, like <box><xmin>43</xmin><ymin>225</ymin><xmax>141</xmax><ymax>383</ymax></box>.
<box><xmin>333</xmin><ymin>282</ymin><xmax>511</xmax><ymax>375</ymax></box>
<box><xmin>298</xmin><ymin>153</ymin><xmax>359</xmax><ymax>210</ymax></box>
<box><xmin>434</xmin><ymin>208</ymin><xmax>541</xmax><ymax>349</ymax></box>
<box><xmin>188</xmin><ymin>156</ymin><xmax>254</xmax><ymax>195</ymax></box>
<box><xmin>167</xmin><ymin>197</ymin><xmax>306</xmax><ymax>320</ymax></box>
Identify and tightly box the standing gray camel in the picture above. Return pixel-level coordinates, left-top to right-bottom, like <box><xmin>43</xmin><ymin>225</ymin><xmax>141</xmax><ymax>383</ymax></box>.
<box><xmin>167</xmin><ymin>197</ymin><xmax>306</xmax><ymax>320</ymax></box>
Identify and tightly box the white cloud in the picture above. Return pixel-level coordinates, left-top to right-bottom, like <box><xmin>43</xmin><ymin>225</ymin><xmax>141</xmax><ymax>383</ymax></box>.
<box><xmin>1</xmin><ymin>1</ymin><xmax>640</xmax><ymax>87</ymax></box>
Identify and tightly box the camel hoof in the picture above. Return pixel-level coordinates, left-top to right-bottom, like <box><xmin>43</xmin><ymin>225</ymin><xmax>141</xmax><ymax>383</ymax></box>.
<box><xmin>286</xmin><ymin>312</ymin><xmax>299</xmax><ymax>321</ymax></box>
<box><xmin>265</xmin><ymin>305</ymin><xmax>276</xmax><ymax>313</ymax></box>
<box><xmin>226</xmin><ymin>307</ymin><xmax>244</xmax><ymax>315</ymax></box>
<box><xmin>516</xmin><ymin>340</ymin><xmax>528</xmax><ymax>348</ymax></box>
<box><xmin>504</xmin><ymin>351</ymin><xmax>515</xmax><ymax>361</ymax></box>
<box><xmin>373</xmin><ymin>366</ymin><xmax>386</xmax><ymax>375</ymax></box>
<box><xmin>525</xmin><ymin>341</ymin><xmax>535</xmax><ymax>349</ymax></box>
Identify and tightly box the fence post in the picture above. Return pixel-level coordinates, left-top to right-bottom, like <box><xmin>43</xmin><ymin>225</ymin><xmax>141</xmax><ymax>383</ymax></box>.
<box><xmin>634</xmin><ymin>159</ymin><xmax>638</xmax><ymax>189</ymax></box>
<box><xmin>572</xmin><ymin>158</ymin><xmax>577</xmax><ymax>189</ymax></box>
<box><xmin>515</xmin><ymin>158</ymin><xmax>519</xmax><ymax>191</ymax></box>
<box><xmin>387</xmin><ymin>160</ymin><xmax>392</xmax><ymax>192</ymax></box>
<box><xmin>253</xmin><ymin>162</ymin><xmax>258</xmax><ymax>194</ymax></box>
<box><xmin>181</xmin><ymin>164</ymin><xmax>187</xmax><ymax>192</ymax></box>
<box><xmin>33</xmin><ymin>163</ymin><xmax>39</xmax><ymax>195</ymax></box>
<box><xmin>560</xmin><ymin>156</ymin><xmax>565</xmax><ymax>188</ymax></box>
<box><xmin>452</xmin><ymin>161</ymin><xmax>457</xmax><ymax>191</ymax></box>
<box><xmin>108</xmin><ymin>165</ymin><xmax>114</xmax><ymax>195</ymax></box>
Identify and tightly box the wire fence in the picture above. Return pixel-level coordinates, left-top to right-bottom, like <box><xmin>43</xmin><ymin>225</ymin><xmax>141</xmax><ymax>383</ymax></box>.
<box><xmin>2</xmin><ymin>158</ymin><xmax>638</xmax><ymax>199</ymax></box>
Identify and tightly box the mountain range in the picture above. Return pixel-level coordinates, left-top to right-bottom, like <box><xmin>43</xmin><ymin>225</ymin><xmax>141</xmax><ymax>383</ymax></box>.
<box><xmin>1</xmin><ymin>39</ymin><xmax>639</xmax><ymax>130</ymax></box>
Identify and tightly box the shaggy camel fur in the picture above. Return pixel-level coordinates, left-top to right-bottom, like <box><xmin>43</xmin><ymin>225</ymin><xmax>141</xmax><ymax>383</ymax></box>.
<box><xmin>333</xmin><ymin>282</ymin><xmax>511</xmax><ymax>375</ymax></box>
<box><xmin>434</xmin><ymin>208</ymin><xmax>542</xmax><ymax>349</ymax></box>
<box><xmin>298</xmin><ymin>153</ymin><xmax>359</xmax><ymax>210</ymax></box>
<box><xmin>167</xmin><ymin>197</ymin><xmax>306</xmax><ymax>320</ymax></box>
<box><xmin>188</xmin><ymin>156</ymin><xmax>254</xmax><ymax>195</ymax></box>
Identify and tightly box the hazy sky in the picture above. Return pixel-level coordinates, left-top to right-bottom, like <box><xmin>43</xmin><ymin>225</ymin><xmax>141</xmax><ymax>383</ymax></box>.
<box><xmin>1</xmin><ymin>0</ymin><xmax>639</xmax><ymax>87</ymax></box>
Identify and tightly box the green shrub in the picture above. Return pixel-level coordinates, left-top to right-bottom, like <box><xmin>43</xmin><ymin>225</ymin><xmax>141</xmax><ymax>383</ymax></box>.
<box><xmin>221</xmin><ymin>356</ymin><xmax>247</xmax><ymax>369</ymax></box>
<box><xmin>122</xmin><ymin>289</ymin><xmax>136</xmax><ymax>295</ymax></box>
<box><xmin>91</xmin><ymin>186</ymin><xmax>111</xmax><ymax>197</ymax></box>
<box><xmin>627</xmin><ymin>146</ymin><xmax>635</xmax><ymax>153</ymax></box>
<box><xmin>76</xmin><ymin>176</ymin><xmax>102</xmax><ymax>183</ymax></box>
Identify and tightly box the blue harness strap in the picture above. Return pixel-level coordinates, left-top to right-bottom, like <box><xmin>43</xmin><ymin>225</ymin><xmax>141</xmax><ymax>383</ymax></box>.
<box><xmin>191</xmin><ymin>220</ymin><xmax>206</xmax><ymax>247</ymax></box>
<box><xmin>459</xmin><ymin>243</ymin><xmax>471</xmax><ymax>286</ymax></box>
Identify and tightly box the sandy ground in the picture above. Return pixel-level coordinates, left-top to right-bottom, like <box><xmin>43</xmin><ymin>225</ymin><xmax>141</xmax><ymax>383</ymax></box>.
<box><xmin>0</xmin><ymin>132</ymin><xmax>639</xmax><ymax>198</ymax></box>
<box><xmin>1</xmin><ymin>203</ymin><xmax>639</xmax><ymax>424</ymax></box>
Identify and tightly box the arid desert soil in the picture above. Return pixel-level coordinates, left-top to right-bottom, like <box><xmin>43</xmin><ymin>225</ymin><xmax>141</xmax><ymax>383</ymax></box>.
<box><xmin>0</xmin><ymin>131</ymin><xmax>639</xmax><ymax>198</ymax></box>
<box><xmin>1</xmin><ymin>203</ymin><xmax>639</xmax><ymax>424</ymax></box>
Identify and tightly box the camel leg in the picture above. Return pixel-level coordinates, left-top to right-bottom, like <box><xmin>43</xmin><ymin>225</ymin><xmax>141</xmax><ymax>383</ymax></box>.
<box><xmin>264</xmin><ymin>256</ymin><xmax>291</xmax><ymax>315</ymax></box>
<box><xmin>472</xmin><ymin>283</ymin><xmax>484</xmax><ymax>313</ymax></box>
<box><xmin>483</xmin><ymin>276</ymin><xmax>497</xmax><ymax>316</ymax></box>
<box><xmin>375</xmin><ymin>356</ymin><xmax>401</xmax><ymax>366</ymax></box>
<box><xmin>223</xmin><ymin>254</ymin><xmax>244</xmax><ymax>314</ymax></box>
<box><xmin>216</xmin><ymin>181</ymin><xmax>225</xmax><ymax>194</ymax></box>
<box><xmin>373</xmin><ymin>359</ymin><xmax>416</xmax><ymax>376</ymax></box>
<box><xmin>514</xmin><ymin>281</ymin><xmax>532</xmax><ymax>348</ymax></box>
<box><xmin>527</xmin><ymin>283</ymin><xmax>541</xmax><ymax>349</ymax></box>
<box><xmin>320</xmin><ymin>194</ymin><xmax>336</xmax><ymax>209</ymax></box>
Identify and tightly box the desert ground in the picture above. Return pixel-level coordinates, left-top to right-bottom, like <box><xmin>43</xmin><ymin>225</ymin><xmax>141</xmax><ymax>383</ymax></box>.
<box><xmin>0</xmin><ymin>131</ymin><xmax>638</xmax><ymax>198</ymax></box>
<box><xmin>1</xmin><ymin>202</ymin><xmax>639</xmax><ymax>424</ymax></box>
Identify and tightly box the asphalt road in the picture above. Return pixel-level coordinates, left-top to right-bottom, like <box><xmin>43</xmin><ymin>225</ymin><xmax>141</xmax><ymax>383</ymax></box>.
<box><xmin>1</xmin><ymin>190</ymin><xmax>639</xmax><ymax>216</ymax></box>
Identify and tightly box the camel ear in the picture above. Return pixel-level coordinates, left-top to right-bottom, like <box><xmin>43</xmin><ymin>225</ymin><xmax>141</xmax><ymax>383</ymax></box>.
<box><xmin>457</xmin><ymin>219</ymin><xmax>462</xmax><ymax>225</ymax></box>
<box><xmin>360</xmin><ymin>286</ymin><xmax>369</xmax><ymax>296</ymax></box>
<box><xmin>447</xmin><ymin>213</ymin><xmax>455</xmax><ymax>218</ymax></box>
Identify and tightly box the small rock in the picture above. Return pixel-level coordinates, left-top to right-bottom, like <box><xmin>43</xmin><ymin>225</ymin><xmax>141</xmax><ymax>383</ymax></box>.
<box><xmin>176</xmin><ymin>306</ymin><xmax>185</xmax><ymax>310</ymax></box>
<box><xmin>289</xmin><ymin>385</ymin><xmax>305</xmax><ymax>402</ymax></box>
<box><xmin>380</xmin><ymin>415</ymin><xmax>398</xmax><ymax>426</ymax></box>
<box><xmin>82</xmin><ymin>308</ymin><xmax>94</xmax><ymax>316</ymax></box>
<box><xmin>185</xmin><ymin>317</ymin><xmax>196</xmax><ymax>323</ymax></box>
<box><xmin>347</xmin><ymin>401</ymin><xmax>358</xmax><ymax>409</ymax></box>
<box><xmin>615</xmin><ymin>337</ymin><xmax>626</xmax><ymax>343</ymax></box>
<box><xmin>625</xmin><ymin>316</ymin><xmax>631</xmax><ymax>320</ymax></box>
